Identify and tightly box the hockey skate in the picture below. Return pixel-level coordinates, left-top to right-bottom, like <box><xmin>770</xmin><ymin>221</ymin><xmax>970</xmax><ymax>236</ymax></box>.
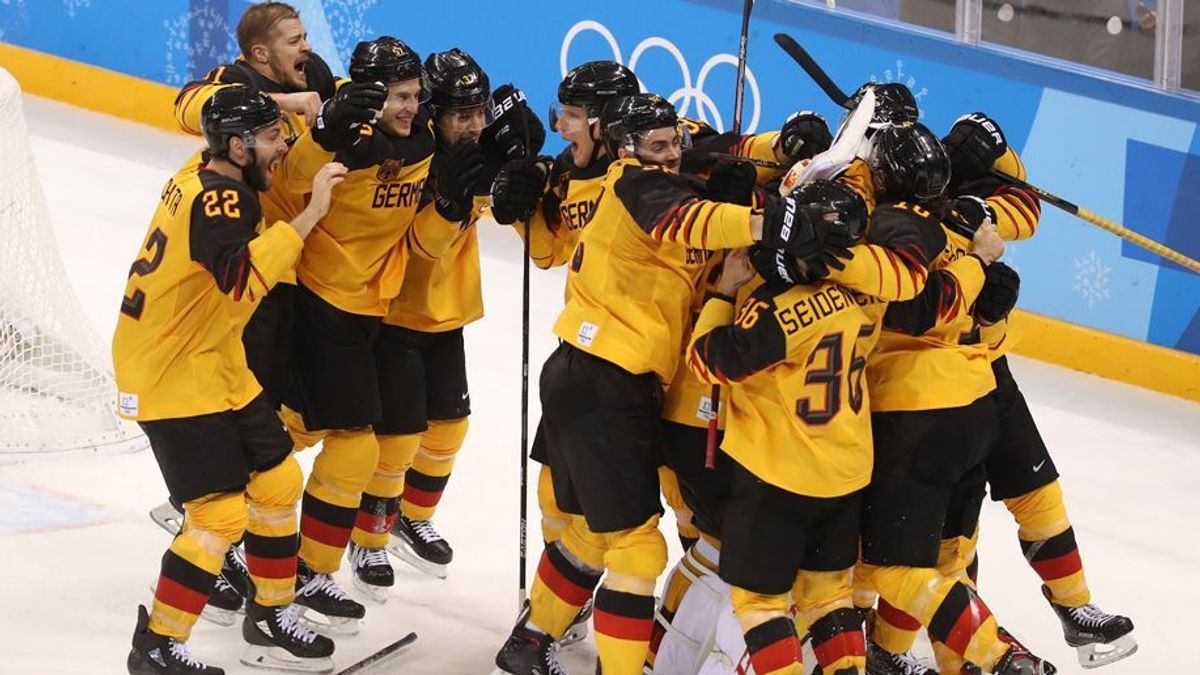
<box><xmin>347</xmin><ymin>542</ymin><xmax>394</xmax><ymax>603</ymax></box>
<box><xmin>993</xmin><ymin>642</ymin><xmax>1056</xmax><ymax>675</ymax></box>
<box><xmin>492</xmin><ymin>623</ymin><xmax>569</xmax><ymax>675</ymax></box>
<box><xmin>560</xmin><ymin>596</ymin><xmax>592</xmax><ymax>647</ymax></box>
<box><xmin>127</xmin><ymin>605</ymin><xmax>224</xmax><ymax>675</ymax></box>
<box><xmin>1042</xmin><ymin>586</ymin><xmax>1135</xmax><ymax>669</ymax></box>
<box><xmin>866</xmin><ymin>639</ymin><xmax>938</xmax><ymax>675</ymax></box>
<box><xmin>241</xmin><ymin>591</ymin><xmax>335</xmax><ymax>674</ymax></box>
<box><xmin>387</xmin><ymin>515</ymin><xmax>452</xmax><ymax>579</ymax></box>
<box><xmin>149</xmin><ymin>499</ymin><xmax>185</xmax><ymax>536</ymax></box>
<box><xmin>202</xmin><ymin>546</ymin><xmax>251</xmax><ymax>626</ymax></box>
<box><xmin>293</xmin><ymin>559</ymin><xmax>365</xmax><ymax>636</ymax></box>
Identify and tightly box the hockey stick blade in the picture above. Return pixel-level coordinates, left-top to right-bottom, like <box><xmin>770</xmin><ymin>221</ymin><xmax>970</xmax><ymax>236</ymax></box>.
<box><xmin>334</xmin><ymin>632</ymin><xmax>418</xmax><ymax>674</ymax></box>
<box><xmin>773</xmin><ymin>33</ymin><xmax>852</xmax><ymax>108</ymax></box>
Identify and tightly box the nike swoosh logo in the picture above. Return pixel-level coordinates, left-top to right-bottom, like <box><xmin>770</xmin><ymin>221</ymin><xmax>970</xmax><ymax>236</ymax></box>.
<box><xmin>1032</xmin><ymin>460</ymin><xmax>1047</xmax><ymax>472</ymax></box>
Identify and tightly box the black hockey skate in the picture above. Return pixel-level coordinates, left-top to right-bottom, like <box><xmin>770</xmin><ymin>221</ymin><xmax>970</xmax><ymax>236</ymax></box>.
<box><xmin>201</xmin><ymin>546</ymin><xmax>250</xmax><ymax>626</ymax></box>
<box><xmin>560</xmin><ymin>596</ymin><xmax>593</xmax><ymax>648</ymax></box>
<box><xmin>864</xmin><ymin>609</ymin><xmax>937</xmax><ymax>675</ymax></box>
<box><xmin>241</xmin><ymin>592</ymin><xmax>335</xmax><ymax>674</ymax></box>
<box><xmin>127</xmin><ymin>605</ymin><xmax>224</xmax><ymax>675</ymax></box>
<box><xmin>347</xmin><ymin>541</ymin><xmax>394</xmax><ymax>603</ymax></box>
<box><xmin>492</xmin><ymin>624</ymin><xmax>569</xmax><ymax>675</ymax></box>
<box><xmin>1042</xmin><ymin>585</ymin><xmax>1136</xmax><ymax>669</ymax></box>
<box><xmin>388</xmin><ymin>514</ymin><xmax>452</xmax><ymax>579</ymax></box>
<box><xmin>293</xmin><ymin>558</ymin><xmax>365</xmax><ymax>636</ymax></box>
<box><xmin>993</xmin><ymin>641</ymin><xmax>1056</xmax><ymax>675</ymax></box>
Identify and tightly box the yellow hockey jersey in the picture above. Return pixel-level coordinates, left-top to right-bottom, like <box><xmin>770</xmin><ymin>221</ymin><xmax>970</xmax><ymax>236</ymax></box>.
<box><xmin>687</xmin><ymin>281</ymin><xmax>875</xmax><ymax>497</ymax></box>
<box><xmin>113</xmin><ymin>166</ymin><xmax>302</xmax><ymax>421</ymax></box>
<box><xmin>553</xmin><ymin>158</ymin><xmax>757</xmax><ymax>383</ymax></box>
<box><xmin>512</xmin><ymin>149</ymin><xmax>609</xmax><ymax>270</ymax></box>
<box><xmin>277</xmin><ymin>113</ymin><xmax>460</xmax><ymax>316</ymax></box>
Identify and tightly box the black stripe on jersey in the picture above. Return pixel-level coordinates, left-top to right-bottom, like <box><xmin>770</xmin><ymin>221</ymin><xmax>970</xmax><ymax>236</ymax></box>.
<box><xmin>404</xmin><ymin>469</ymin><xmax>450</xmax><ymax>495</ymax></box>
<box><xmin>593</xmin><ymin>587</ymin><xmax>656</xmax><ymax>620</ymax></box>
<box><xmin>189</xmin><ymin>172</ymin><xmax>263</xmax><ymax>298</ymax></box>
<box><xmin>868</xmin><ymin>203</ymin><xmax>947</xmax><ymax>271</ymax></box>
<box><xmin>546</xmin><ymin>541</ymin><xmax>602</xmax><ymax>589</ymax></box>
<box><xmin>161</xmin><ymin>549</ymin><xmax>219</xmax><ymax>595</ymax></box>
<box><xmin>1020</xmin><ymin>527</ymin><xmax>1078</xmax><ymax>562</ymax></box>
<box><xmin>927</xmin><ymin>581</ymin><xmax>973</xmax><ymax>644</ymax></box>
<box><xmin>612</xmin><ymin>163</ymin><xmax>700</xmax><ymax>236</ymax></box>
<box><xmin>693</xmin><ymin>285</ymin><xmax>788</xmax><ymax>383</ymax></box>
<box><xmin>744</xmin><ymin>615</ymin><xmax>798</xmax><ymax>653</ymax></box>
<box><xmin>334</xmin><ymin>110</ymin><xmax>436</xmax><ymax>171</ymax></box>
<box><xmin>882</xmin><ymin>262</ymin><xmax>979</xmax><ymax>337</ymax></box>
<box><xmin>808</xmin><ymin>607</ymin><xmax>864</xmax><ymax>645</ymax></box>
<box><xmin>301</xmin><ymin>491</ymin><xmax>358</xmax><ymax>529</ymax></box>
<box><xmin>359</xmin><ymin>493</ymin><xmax>399</xmax><ymax>518</ymax></box>
<box><xmin>243</xmin><ymin>531</ymin><xmax>299</xmax><ymax>560</ymax></box>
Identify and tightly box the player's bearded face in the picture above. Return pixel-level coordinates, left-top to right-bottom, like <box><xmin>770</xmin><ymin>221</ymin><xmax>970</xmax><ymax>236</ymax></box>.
<box><xmin>554</xmin><ymin>104</ymin><xmax>596</xmax><ymax>167</ymax></box>
<box><xmin>264</xmin><ymin>18</ymin><xmax>310</xmax><ymax>91</ymax></box>
<box><xmin>438</xmin><ymin>106</ymin><xmax>486</xmax><ymax>145</ymax></box>
<box><xmin>633</xmin><ymin>127</ymin><xmax>684</xmax><ymax>173</ymax></box>
<box><xmin>245</xmin><ymin>123</ymin><xmax>289</xmax><ymax>192</ymax></box>
<box><xmin>379</xmin><ymin>79</ymin><xmax>422</xmax><ymax>137</ymax></box>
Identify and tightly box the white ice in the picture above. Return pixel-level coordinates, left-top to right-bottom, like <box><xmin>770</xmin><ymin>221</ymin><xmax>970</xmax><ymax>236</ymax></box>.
<box><xmin>1</xmin><ymin>95</ymin><xmax>1196</xmax><ymax>674</ymax></box>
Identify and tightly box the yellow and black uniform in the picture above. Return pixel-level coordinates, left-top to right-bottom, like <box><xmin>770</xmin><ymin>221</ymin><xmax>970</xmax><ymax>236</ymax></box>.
<box><xmin>173</xmin><ymin>56</ymin><xmax>337</xmax><ymax>406</ymax></box>
<box><xmin>113</xmin><ymin>164</ymin><xmax>304</xmax><ymax>640</ymax></box>
<box><xmin>687</xmin><ymin>279</ymin><xmax>873</xmax><ymax>675</ymax></box>
<box><xmin>528</xmin><ymin>156</ymin><xmax>756</xmax><ymax>674</ymax></box>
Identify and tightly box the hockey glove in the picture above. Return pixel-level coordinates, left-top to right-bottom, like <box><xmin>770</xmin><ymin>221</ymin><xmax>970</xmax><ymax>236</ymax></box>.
<box><xmin>491</xmin><ymin>156</ymin><xmax>551</xmax><ymax>225</ymax></box>
<box><xmin>481</xmin><ymin>84</ymin><xmax>546</xmax><ymax>163</ymax></box>
<box><xmin>974</xmin><ymin>260</ymin><xmax>1020</xmax><ymax>325</ymax></box>
<box><xmin>777</xmin><ymin>111</ymin><xmax>833</xmax><ymax>162</ymax></box>
<box><xmin>749</xmin><ymin>244</ymin><xmax>803</xmax><ymax>285</ymax></box>
<box><xmin>312</xmin><ymin>81</ymin><xmax>387</xmax><ymax>151</ymax></box>
<box><xmin>430</xmin><ymin>139</ymin><xmax>485</xmax><ymax>222</ymax></box>
<box><xmin>946</xmin><ymin>195</ymin><xmax>998</xmax><ymax>238</ymax></box>
<box><xmin>704</xmin><ymin>161</ymin><xmax>757</xmax><ymax>206</ymax></box>
<box><xmin>761</xmin><ymin>193</ymin><xmax>856</xmax><ymax>261</ymax></box>
<box><xmin>942</xmin><ymin>112</ymin><xmax>1007</xmax><ymax>189</ymax></box>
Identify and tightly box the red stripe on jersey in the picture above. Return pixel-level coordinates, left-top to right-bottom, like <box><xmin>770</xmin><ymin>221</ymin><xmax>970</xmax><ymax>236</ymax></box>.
<box><xmin>300</xmin><ymin>513</ymin><xmax>352</xmax><ymax>549</ymax></box>
<box><xmin>155</xmin><ymin>575</ymin><xmax>210</xmax><ymax>616</ymax></box>
<box><xmin>245</xmin><ymin>552</ymin><xmax>296</xmax><ymax>580</ymax></box>
<box><xmin>748</xmin><ymin>635</ymin><xmax>801</xmax><ymax>674</ymax></box>
<box><xmin>354</xmin><ymin>508</ymin><xmax>389</xmax><ymax>535</ymax></box>
<box><xmin>943</xmin><ymin>597</ymin><xmax>993</xmax><ymax>657</ymax></box>
<box><xmin>813</xmin><ymin>628</ymin><xmax>866</xmax><ymax>667</ymax></box>
<box><xmin>402</xmin><ymin>484</ymin><xmax>443</xmax><ymax>508</ymax></box>
<box><xmin>536</xmin><ymin>552</ymin><xmax>593</xmax><ymax>606</ymax></box>
<box><xmin>884</xmin><ymin>250</ymin><xmax>903</xmax><ymax>295</ymax></box>
<box><xmin>1032</xmin><ymin>550</ymin><xmax>1082</xmax><ymax>581</ymax></box>
<box><xmin>593</xmin><ymin>608</ymin><xmax>654</xmax><ymax>641</ymax></box>
<box><xmin>866</xmin><ymin>246</ymin><xmax>887</xmax><ymax>294</ymax></box>
<box><xmin>878</xmin><ymin>599</ymin><xmax>923</xmax><ymax>631</ymax></box>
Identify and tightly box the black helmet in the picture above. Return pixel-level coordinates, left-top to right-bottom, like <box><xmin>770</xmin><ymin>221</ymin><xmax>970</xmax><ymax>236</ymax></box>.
<box><xmin>201</xmin><ymin>84</ymin><xmax>281</xmax><ymax>160</ymax></box>
<box><xmin>849</xmin><ymin>82</ymin><xmax>919</xmax><ymax>129</ymax></box>
<box><xmin>600</xmin><ymin>93</ymin><xmax>678</xmax><ymax>157</ymax></box>
<box><xmin>558</xmin><ymin>61</ymin><xmax>640</xmax><ymax>118</ymax></box>
<box><xmin>349</xmin><ymin>36</ymin><xmax>430</xmax><ymax>100</ymax></box>
<box><xmin>425</xmin><ymin>48</ymin><xmax>490</xmax><ymax>111</ymax></box>
<box><xmin>792</xmin><ymin>179</ymin><xmax>868</xmax><ymax>241</ymax></box>
<box><xmin>869</xmin><ymin>122</ymin><xmax>951</xmax><ymax>200</ymax></box>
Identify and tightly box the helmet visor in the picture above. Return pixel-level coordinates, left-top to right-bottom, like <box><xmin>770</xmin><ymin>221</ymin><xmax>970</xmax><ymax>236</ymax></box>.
<box><xmin>549</xmin><ymin>103</ymin><xmax>595</xmax><ymax>135</ymax></box>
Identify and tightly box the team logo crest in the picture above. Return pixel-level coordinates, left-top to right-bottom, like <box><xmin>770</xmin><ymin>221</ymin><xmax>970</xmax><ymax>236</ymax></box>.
<box><xmin>377</xmin><ymin>159</ymin><xmax>405</xmax><ymax>182</ymax></box>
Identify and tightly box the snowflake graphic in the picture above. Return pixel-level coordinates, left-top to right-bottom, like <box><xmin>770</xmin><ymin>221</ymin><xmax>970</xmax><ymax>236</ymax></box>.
<box><xmin>61</xmin><ymin>0</ymin><xmax>89</xmax><ymax>18</ymax></box>
<box><xmin>323</xmin><ymin>0</ymin><xmax>380</xmax><ymax>70</ymax></box>
<box><xmin>1073</xmin><ymin>249</ymin><xmax>1111</xmax><ymax>308</ymax></box>
<box><xmin>867</xmin><ymin>59</ymin><xmax>929</xmax><ymax>117</ymax></box>
<box><xmin>162</xmin><ymin>6</ymin><xmax>239</xmax><ymax>86</ymax></box>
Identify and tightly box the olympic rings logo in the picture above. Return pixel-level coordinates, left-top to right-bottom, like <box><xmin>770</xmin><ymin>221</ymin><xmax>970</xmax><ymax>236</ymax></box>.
<box><xmin>560</xmin><ymin>20</ymin><xmax>761</xmax><ymax>134</ymax></box>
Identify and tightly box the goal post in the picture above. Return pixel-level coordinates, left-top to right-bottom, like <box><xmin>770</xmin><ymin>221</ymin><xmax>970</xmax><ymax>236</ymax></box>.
<box><xmin>0</xmin><ymin>66</ymin><xmax>145</xmax><ymax>457</ymax></box>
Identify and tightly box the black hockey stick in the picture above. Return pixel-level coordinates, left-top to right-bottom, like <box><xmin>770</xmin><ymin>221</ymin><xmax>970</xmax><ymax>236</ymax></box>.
<box><xmin>333</xmin><ymin>632</ymin><xmax>417</xmax><ymax>674</ymax></box>
<box><xmin>707</xmin><ymin>0</ymin><xmax>755</xmax><ymax>470</ymax></box>
<box><xmin>773</xmin><ymin>33</ymin><xmax>852</xmax><ymax>109</ymax></box>
<box><xmin>517</xmin><ymin>101</ymin><xmax>533</xmax><ymax>611</ymax></box>
<box><xmin>707</xmin><ymin>151</ymin><xmax>785</xmax><ymax>170</ymax></box>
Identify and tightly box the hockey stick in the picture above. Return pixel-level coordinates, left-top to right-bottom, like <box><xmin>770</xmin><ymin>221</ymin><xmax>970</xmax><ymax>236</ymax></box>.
<box><xmin>989</xmin><ymin>169</ymin><xmax>1200</xmax><ymax>274</ymax></box>
<box><xmin>773</xmin><ymin>33</ymin><xmax>851</xmax><ymax>109</ymax></box>
<box><xmin>333</xmin><ymin>632</ymin><xmax>417</xmax><ymax>674</ymax></box>
<box><xmin>706</xmin><ymin>0</ymin><xmax>754</xmax><ymax>471</ymax></box>
<box><xmin>517</xmin><ymin>103</ymin><xmax>533</xmax><ymax>611</ymax></box>
<box><xmin>706</xmin><ymin>151</ymin><xmax>785</xmax><ymax>170</ymax></box>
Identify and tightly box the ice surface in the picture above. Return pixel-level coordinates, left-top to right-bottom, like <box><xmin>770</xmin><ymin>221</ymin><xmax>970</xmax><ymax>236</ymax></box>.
<box><xmin>1</xmin><ymin>95</ymin><xmax>1195</xmax><ymax>674</ymax></box>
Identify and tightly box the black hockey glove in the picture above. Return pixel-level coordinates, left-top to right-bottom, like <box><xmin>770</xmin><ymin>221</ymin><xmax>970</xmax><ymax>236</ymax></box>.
<box><xmin>777</xmin><ymin>110</ymin><xmax>833</xmax><ymax>162</ymax></box>
<box><xmin>946</xmin><ymin>195</ymin><xmax>998</xmax><ymax>238</ymax></box>
<box><xmin>430</xmin><ymin>139</ymin><xmax>485</xmax><ymax>222</ymax></box>
<box><xmin>974</xmin><ymin>260</ymin><xmax>1020</xmax><ymax>325</ymax></box>
<box><xmin>491</xmin><ymin>156</ymin><xmax>551</xmax><ymax>225</ymax></box>
<box><xmin>311</xmin><ymin>81</ymin><xmax>387</xmax><ymax>151</ymax></box>
<box><xmin>481</xmin><ymin>84</ymin><xmax>546</xmax><ymax>163</ymax></box>
<box><xmin>760</xmin><ymin>193</ymin><xmax>856</xmax><ymax>261</ymax></box>
<box><xmin>749</xmin><ymin>244</ymin><xmax>803</xmax><ymax>285</ymax></box>
<box><xmin>942</xmin><ymin>112</ymin><xmax>1007</xmax><ymax>189</ymax></box>
<box><xmin>704</xmin><ymin>161</ymin><xmax>757</xmax><ymax>206</ymax></box>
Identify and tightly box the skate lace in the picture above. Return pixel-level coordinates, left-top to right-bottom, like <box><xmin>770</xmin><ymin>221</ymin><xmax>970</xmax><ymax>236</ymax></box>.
<box><xmin>168</xmin><ymin>640</ymin><xmax>206</xmax><ymax>668</ymax></box>
<box><xmin>228</xmin><ymin>545</ymin><xmax>248</xmax><ymax>576</ymax></box>
<box><xmin>353</xmin><ymin>545</ymin><xmax>391</xmax><ymax>569</ymax></box>
<box><xmin>892</xmin><ymin>650</ymin><xmax>932</xmax><ymax>675</ymax></box>
<box><xmin>409</xmin><ymin>518</ymin><xmax>444</xmax><ymax>544</ymax></box>
<box><xmin>545</xmin><ymin>643</ymin><xmax>569</xmax><ymax>675</ymax></box>
<box><xmin>214</xmin><ymin>573</ymin><xmax>235</xmax><ymax>593</ymax></box>
<box><xmin>1069</xmin><ymin>603</ymin><xmax>1115</xmax><ymax>628</ymax></box>
<box><xmin>277</xmin><ymin>603</ymin><xmax>319</xmax><ymax>644</ymax></box>
<box><xmin>299</xmin><ymin>572</ymin><xmax>353</xmax><ymax>602</ymax></box>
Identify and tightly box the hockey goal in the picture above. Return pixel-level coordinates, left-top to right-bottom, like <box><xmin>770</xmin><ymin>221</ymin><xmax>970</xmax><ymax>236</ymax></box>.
<box><xmin>0</xmin><ymin>66</ymin><xmax>144</xmax><ymax>457</ymax></box>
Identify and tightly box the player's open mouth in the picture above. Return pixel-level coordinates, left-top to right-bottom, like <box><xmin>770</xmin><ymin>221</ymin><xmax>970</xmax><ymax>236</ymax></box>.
<box><xmin>294</xmin><ymin>58</ymin><xmax>308</xmax><ymax>74</ymax></box>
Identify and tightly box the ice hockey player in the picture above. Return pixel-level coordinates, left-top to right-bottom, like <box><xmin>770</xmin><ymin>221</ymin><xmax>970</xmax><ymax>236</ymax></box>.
<box><xmin>114</xmin><ymin>84</ymin><xmax>345</xmax><ymax>674</ymax></box>
<box><xmin>274</xmin><ymin>35</ymin><xmax>476</xmax><ymax>633</ymax></box>
<box><xmin>866</xmin><ymin>113</ymin><xmax>1135</xmax><ymax>673</ymax></box>
<box><xmin>344</xmin><ymin>47</ymin><xmax>499</xmax><ymax>594</ymax></box>
<box><xmin>492</xmin><ymin>91</ymin><xmax>853</xmax><ymax>674</ymax></box>
<box><xmin>852</xmin><ymin>122</ymin><xmax>1058</xmax><ymax>675</ymax></box>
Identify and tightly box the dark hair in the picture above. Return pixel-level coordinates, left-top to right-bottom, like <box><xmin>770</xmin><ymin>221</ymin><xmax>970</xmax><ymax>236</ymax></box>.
<box><xmin>237</xmin><ymin>2</ymin><xmax>300</xmax><ymax>59</ymax></box>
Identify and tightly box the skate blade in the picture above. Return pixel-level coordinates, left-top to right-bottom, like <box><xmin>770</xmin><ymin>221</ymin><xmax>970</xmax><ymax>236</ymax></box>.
<box><xmin>199</xmin><ymin>604</ymin><xmax>241</xmax><ymax>627</ymax></box>
<box><xmin>297</xmin><ymin>606</ymin><xmax>361</xmax><ymax>637</ymax></box>
<box><xmin>1078</xmin><ymin>634</ymin><xmax>1138</xmax><ymax>669</ymax></box>
<box><xmin>558</xmin><ymin>620</ymin><xmax>589</xmax><ymax>649</ymax></box>
<box><xmin>386</xmin><ymin>535</ymin><xmax>448</xmax><ymax>579</ymax></box>
<box><xmin>240</xmin><ymin>644</ymin><xmax>334</xmax><ymax>673</ymax></box>
<box><xmin>351</xmin><ymin>573</ymin><xmax>393</xmax><ymax>604</ymax></box>
<box><xmin>148</xmin><ymin>501</ymin><xmax>183</xmax><ymax>535</ymax></box>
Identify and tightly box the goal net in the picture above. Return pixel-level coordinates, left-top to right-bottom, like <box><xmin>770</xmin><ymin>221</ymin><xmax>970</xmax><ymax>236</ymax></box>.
<box><xmin>0</xmin><ymin>66</ymin><xmax>144</xmax><ymax>457</ymax></box>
